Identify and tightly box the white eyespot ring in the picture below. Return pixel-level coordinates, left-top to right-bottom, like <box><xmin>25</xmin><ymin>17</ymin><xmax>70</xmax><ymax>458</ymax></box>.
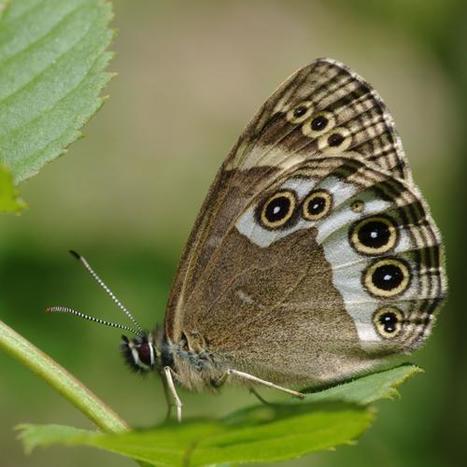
<box><xmin>302</xmin><ymin>111</ymin><xmax>336</xmax><ymax>138</ymax></box>
<box><xmin>350</xmin><ymin>215</ymin><xmax>399</xmax><ymax>256</ymax></box>
<box><xmin>259</xmin><ymin>190</ymin><xmax>297</xmax><ymax>229</ymax></box>
<box><xmin>317</xmin><ymin>126</ymin><xmax>352</xmax><ymax>154</ymax></box>
<box><xmin>373</xmin><ymin>306</ymin><xmax>404</xmax><ymax>339</ymax></box>
<box><xmin>302</xmin><ymin>189</ymin><xmax>333</xmax><ymax>221</ymax></box>
<box><xmin>286</xmin><ymin>101</ymin><xmax>314</xmax><ymax>124</ymax></box>
<box><xmin>363</xmin><ymin>257</ymin><xmax>411</xmax><ymax>298</ymax></box>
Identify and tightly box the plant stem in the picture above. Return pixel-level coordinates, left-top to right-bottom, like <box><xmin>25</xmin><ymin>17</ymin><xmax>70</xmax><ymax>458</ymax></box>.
<box><xmin>0</xmin><ymin>319</ymin><xmax>128</xmax><ymax>433</ymax></box>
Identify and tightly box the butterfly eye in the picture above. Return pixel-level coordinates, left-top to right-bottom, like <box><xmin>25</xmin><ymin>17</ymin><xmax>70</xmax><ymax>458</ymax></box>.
<box><xmin>318</xmin><ymin>127</ymin><xmax>352</xmax><ymax>154</ymax></box>
<box><xmin>302</xmin><ymin>111</ymin><xmax>335</xmax><ymax>137</ymax></box>
<box><xmin>286</xmin><ymin>101</ymin><xmax>314</xmax><ymax>124</ymax></box>
<box><xmin>373</xmin><ymin>307</ymin><xmax>404</xmax><ymax>339</ymax></box>
<box><xmin>363</xmin><ymin>258</ymin><xmax>411</xmax><ymax>298</ymax></box>
<box><xmin>302</xmin><ymin>189</ymin><xmax>333</xmax><ymax>221</ymax></box>
<box><xmin>259</xmin><ymin>190</ymin><xmax>297</xmax><ymax>229</ymax></box>
<box><xmin>350</xmin><ymin>216</ymin><xmax>399</xmax><ymax>255</ymax></box>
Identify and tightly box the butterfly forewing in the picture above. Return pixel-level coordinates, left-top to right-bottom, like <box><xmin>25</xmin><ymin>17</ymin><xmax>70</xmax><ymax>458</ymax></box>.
<box><xmin>226</xmin><ymin>58</ymin><xmax>411</xmax><ymax>181</ymax></box>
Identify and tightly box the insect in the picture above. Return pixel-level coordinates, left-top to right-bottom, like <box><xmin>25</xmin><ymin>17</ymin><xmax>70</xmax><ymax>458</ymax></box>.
<box><xmin>48</xmin><ymin>58</ymin><xmax>447</xmax><ymax>422</ymax></box>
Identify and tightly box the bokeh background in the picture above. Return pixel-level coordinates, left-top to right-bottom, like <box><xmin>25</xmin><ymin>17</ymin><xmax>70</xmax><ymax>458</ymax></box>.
<box><xmin>1</xmin><ymin>1</ymin><xmax>466</xmax><ymax>466</ymax></box>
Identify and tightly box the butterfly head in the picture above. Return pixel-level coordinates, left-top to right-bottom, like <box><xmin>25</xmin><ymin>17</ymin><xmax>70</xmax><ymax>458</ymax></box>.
<box><xmin>121</xmin><ymin>333</ymin><xmax>160</xmax><ymax>373</ymax></box>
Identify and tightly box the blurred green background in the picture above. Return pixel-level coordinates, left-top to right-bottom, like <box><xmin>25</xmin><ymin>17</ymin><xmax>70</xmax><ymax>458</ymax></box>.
<box><xmin>1</xmin><ymin>1</ymin><xmax>466</xmax><ymax>466</ymax></box>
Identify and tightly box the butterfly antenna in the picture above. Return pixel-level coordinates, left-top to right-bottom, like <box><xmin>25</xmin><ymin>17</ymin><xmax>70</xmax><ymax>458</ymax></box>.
<box><xmin>68</xmin><ymin>250</ymin><xmax>145</xmax><ymax>336</ymax></box>
<box><xmin>46</xmin><ymin>306</ymin><xmax>140</xmax><ymax>335</ymax></box>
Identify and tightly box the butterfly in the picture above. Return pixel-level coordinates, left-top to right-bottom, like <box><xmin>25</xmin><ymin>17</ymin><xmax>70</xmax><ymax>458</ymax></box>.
<box><xmin>48</xmin><ymin>58</ymin><xmax>447</xmax><ymax>421</ymax></box>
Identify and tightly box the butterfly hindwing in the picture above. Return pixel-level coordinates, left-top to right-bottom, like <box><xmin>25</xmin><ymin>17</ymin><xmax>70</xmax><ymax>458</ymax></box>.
<box><xmin>176</xmin><ymin>156</ymin><xmax>445</xmax><ymax>386</ymax></box>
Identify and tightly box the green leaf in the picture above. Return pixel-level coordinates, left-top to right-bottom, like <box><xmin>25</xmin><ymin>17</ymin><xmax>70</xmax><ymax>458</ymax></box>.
<box><xmin>17</xmin><ymin>365</ymin><xmax>420</xmax><ymax>466</ymax></box>
<box><xmin>0</xmin><ymin>164</ymin><xmax>26</xmax><ymax>212</ymax></box>
<box><xmin>0</xmin><ymin>0</ymin><xmax>114</xmax><ymax>182</ymax></box>
<box><xmin>18</xmin><ymin>421</ymin><xmax>224</xmax><ymax>464</ymax></box>
<box><xmin>192</xmin><ymin>403</ymin><xmax>373</xmax><ymax>466</ymax></box>
<box><xmin>18</xmin><ymin>425</ymin><xmax>97</xmax><ymax>455</ymax></box>
<box><xmin>18</xmin><ymin>405</ymin><xmax>373</xmax><ymax>466</ymax></box>
<box><xmin>302</xmin><ymin>363</ymin><xmax>423</xmax><ymax>405</ymax></box>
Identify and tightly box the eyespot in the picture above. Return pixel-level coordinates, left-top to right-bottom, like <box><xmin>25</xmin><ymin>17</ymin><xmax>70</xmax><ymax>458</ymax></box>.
<box><xmin>318</xmin><ymin>127</ymin><xmax>352</xmax><ymax>154</ymax></box>
<box><xmin>351</xmin><ymin>199</ymin><xmax>365</xmax><ymax>213</ymax></box>
<box><xmin>302</xmin><ymin>189</ymin><xmax>333</xmax><ymax>221</ymax></box>
<box><xmin>363</xmin><ymin>258</ymin><xmax>411</xmax><ymax>298</ymax></box>
<box><xmin>302</xmin><ymin>111</ymin><xmax>336</xmax><ymax>137</ymax></box>
<box><xmin>350</xmin><ymin>216</ymin><xmax>399</xmax><ymax>255</ymax></box>
<box><xmin>259</xmin><ymin>190</ymin><xmax>297</xmax><ymax>229</ymax></box>
<box><xmin>286</xmin><ymin>101</ymin><xmax>314</xmax><ymax>124</ymax></box>
<box><xmin>373</xmin><ymin>307</ymin><xmax>404</xmax><ymax>339</ymax></box>
<box><xmin>311</xmin><ymin>115</ymin><xmax>329</xmax><ymax>131</ymax></box>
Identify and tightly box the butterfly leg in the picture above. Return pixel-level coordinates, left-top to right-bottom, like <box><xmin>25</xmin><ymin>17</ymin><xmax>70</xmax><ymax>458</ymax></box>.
<box><xmin>225</xmin><ymin>368</ymin><xmax>305</xmax><ymax>399</ymax></box>
<box><xmin>211</xmin><ymin>371</ymin><xmax>269</xmax><ymax>405</ymax></box>
<box><xmin>161</xmin><ymin>373</ymin><xmax>173</xmax><ymax>421</ymax></box>
<box><xmin>249</xmin><ymin>387</ymin><xmax>272</xmax><ymax>405</ymax></box>
<box><xmin>163</xmin><ymin>366</ymin><xmax>183</xmax><ymax>422</ymax></box>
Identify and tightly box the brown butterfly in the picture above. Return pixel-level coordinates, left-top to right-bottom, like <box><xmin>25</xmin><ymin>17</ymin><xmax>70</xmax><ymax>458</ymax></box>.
<box><xmin>48</xmin><ymin>58</ymin><xmax>447</xmax><ymax>421</ymax></box>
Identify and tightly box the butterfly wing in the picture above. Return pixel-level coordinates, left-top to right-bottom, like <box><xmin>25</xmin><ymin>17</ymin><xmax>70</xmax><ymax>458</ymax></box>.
<box><xmin>225</xmin><ymin>57</ymin><xmax>411</xmax><ymax>181</ymax></box>
<box><xmin>176</xmin><ymin>156</ymin><xmax>446</xmax><ymax>387</ymax></box>
<box><xmin>165</xmin><ymin>58</ymin><xmax>414</xmax><ymax>342</ymax></box>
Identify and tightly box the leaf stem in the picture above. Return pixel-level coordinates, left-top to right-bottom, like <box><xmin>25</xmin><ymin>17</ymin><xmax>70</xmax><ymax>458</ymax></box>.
<box><xmin>0</xmin><ymin>319</ymin><xmax>128</xmax><ymax>433</ymax></box>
